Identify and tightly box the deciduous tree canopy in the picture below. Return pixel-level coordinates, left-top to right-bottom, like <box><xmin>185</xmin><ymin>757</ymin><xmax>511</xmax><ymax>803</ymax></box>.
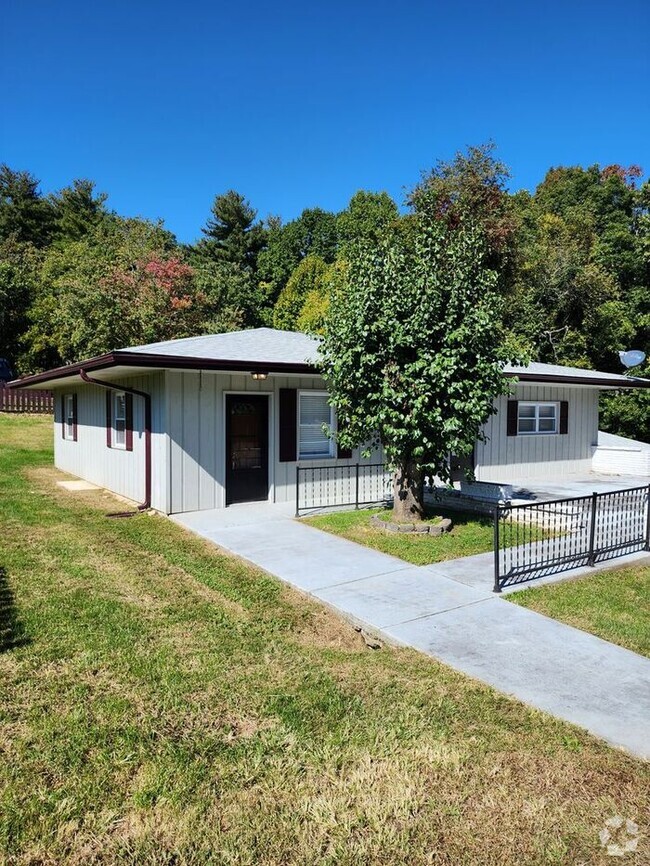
<box><xmin>1</xmin><ymin>148</ymin><xmax>647</xmax><ymax>441</ymax></box>
<box><xmin>319</xmin><ymin>193</ymin><xmax>524</xmax><ymax>521</ymax></box>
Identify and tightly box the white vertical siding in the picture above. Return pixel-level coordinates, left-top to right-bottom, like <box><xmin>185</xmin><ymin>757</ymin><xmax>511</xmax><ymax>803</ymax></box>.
<box><xmin>475</xmin><ymin>385</ymin><xmax>599</xmax><ymax>482</ymax></box>
<box><xmin>166</xmin><ymin>371</ymin><xmax>382</xmax><ymax>514</ymax></box>
<box><xmin>53</xmin><ymin>372</ymin><xmax>168</xmax><ymax>512</ymax></box>
<box><xmin>52</xmin><ymin>370</ymin><xmax>603</xmax><ymax>514</ymax></box>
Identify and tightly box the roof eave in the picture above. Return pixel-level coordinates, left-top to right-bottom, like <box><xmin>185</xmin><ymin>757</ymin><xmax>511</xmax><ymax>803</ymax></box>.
<box><xmin>505</xmin><ymin>371</ymin><xmax>649</xmax><ymax>389</ymax></box>
<box><xmin>11</xmin><ymin>354</ymin><xmax>648</xmax><ymax>390</ymax></box>
<box><xmin>8</xmin><ymin>351</ymin><xmax>318</xmax><ymax>388</ymax></box>
<box><xmin>113</xmin><ymin>351</ymin><xmax>317</xmax><ymax>375</ymax></box>
<box><xmin>8</xmin><ymin>352</ymin><xmax>118</xmax><ymax>388</ymax></box>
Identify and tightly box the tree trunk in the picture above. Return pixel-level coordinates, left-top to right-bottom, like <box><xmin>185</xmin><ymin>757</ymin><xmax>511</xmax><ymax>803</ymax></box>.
<box><xmin>392</xmin><ymin>460</ymin><xmax>425</xmax><ymax>523</ymax></box>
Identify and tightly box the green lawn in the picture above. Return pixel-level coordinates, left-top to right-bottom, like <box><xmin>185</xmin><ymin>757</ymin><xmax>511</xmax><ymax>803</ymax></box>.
<box><xmin>304</xmin><ymin>507</ymin><xmax>495</xmax><ymax>565</ymax></box>
<box><xmin>511</xmin><ymin>564</ymin><xmax>650</xmax><ymax>658</ymax></box>
<box><xmin>1</xmin><ymin>414</ymin><xmax>649</xmax><ymax>865</ymax></box>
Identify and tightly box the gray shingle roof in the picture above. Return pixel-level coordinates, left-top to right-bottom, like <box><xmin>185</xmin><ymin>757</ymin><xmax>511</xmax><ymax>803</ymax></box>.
<box><xmin>11</xmin><ymin>327</ymin><xmax>650</xmax><ymax>389</ymax></box>
<box><xmin>503</xmin><ymin>361</ymin><xmax>645</xmax><ymax>386</ymax></box>
<box><xmin>126</xmin><ymin>327</ymin><xmax>320</xmax><ymax>366</ymax></box>
<box><xmin>127</xmin><ymin>329</ymin><xmax>645</xmax><ymax>387</ymax></box>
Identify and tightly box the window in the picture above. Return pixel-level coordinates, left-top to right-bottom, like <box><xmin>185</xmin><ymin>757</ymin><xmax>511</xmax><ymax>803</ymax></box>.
<box><xmin>517</xmin><ymin>402</ymin><xmax>558</xmax><ymax>435</ymax></box>
<box><xmin>63</xmin><ymin>393</ymin><xmax>77</xmax><ymax>441</ymax></box>
<box><xmin>113</xmin><ymin>391</ymin><xmax>127</xmax><ymax>449</ymax></box>
<box><xmin>298</xmin><ymin>392</ymin><xmax>335</xmax><ymax>459</ymax></box>
<box><xmin>106</xmin><ymin>390</ymin><xmax>133</xmax><ymax>450</ymax></box>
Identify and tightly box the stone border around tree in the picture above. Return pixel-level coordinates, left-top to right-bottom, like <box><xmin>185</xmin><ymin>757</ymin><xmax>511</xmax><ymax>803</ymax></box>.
<box><xmin>370</xmin><ymin>514</ymin><xmax>453</xmax><ymax>535</ymax></box>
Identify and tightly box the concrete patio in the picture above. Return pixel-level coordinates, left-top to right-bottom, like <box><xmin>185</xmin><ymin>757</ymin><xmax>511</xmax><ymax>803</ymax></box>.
<box><xmin>171</xmin><ymin>500</ymin><xmax>650</xmax><ymax>759</ymax></box>
<box><xmin>510</xmin><ymin>471</ymin><xmax>649</xmax><ymax>503</ymax></box>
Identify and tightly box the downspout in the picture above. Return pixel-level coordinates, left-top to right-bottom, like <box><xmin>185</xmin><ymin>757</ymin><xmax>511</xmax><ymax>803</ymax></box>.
<box><xmin>79</xmin><ymin>369</ymin><xmax>152</xmax><ymax>511</ymax></box>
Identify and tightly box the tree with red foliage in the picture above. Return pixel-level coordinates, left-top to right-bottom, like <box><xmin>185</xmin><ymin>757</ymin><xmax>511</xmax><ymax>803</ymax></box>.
<box><xmin>407</xmin><ymin>142</ymin><xmax>518</xmax><ymax>287</ymax></box>
<box><xmin>600</xmin><ymin>164</ymin><xmax>643</xmax><ymax>187</ymax></box>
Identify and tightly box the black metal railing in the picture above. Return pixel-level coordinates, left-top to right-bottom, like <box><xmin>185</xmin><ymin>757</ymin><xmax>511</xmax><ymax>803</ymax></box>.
<box><xmin>493</xmin><ymin>484</ymin><xmax>650</xmax><ymax>592</ymax></box>
<box><xmin>296</xmin><ymin>463</ymin><xmax>392</xmax><ymax>515</ymax></box>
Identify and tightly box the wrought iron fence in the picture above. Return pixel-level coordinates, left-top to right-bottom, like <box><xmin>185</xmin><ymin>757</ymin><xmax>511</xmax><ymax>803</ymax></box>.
<box><xmin>493</xmin><ymin>485</ymin><xmax>650</xmax><ymax>592</ymax></box>
<box><xmin>0</xmin><ymin>385</ymin><xmax>54</xmax><ymax>414</ymax></box>
<box><xmin>296</xmin><ymin>463</ymin><xmax>392</xmax><ymax>515</ymax></box>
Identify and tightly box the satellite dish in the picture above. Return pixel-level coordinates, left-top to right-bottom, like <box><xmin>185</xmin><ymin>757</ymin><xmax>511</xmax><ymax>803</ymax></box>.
<box><xmin>619</xmin><ymin>349</ymin><xmax>646</xmax><ymax>369</ymax></box>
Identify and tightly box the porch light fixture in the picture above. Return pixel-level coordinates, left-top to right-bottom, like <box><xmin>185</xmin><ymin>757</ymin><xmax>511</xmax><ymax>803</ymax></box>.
<box><xmin>251</xmin><ymin>371</ymin><xmax>268</xmax><ymax>381</ymax></box>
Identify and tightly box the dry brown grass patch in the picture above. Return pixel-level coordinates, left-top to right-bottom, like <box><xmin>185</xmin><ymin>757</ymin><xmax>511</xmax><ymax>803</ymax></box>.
<box><xmin>289</xmin><ymin>603</ymin><xmax>369</xmax><ymax>652</ymax></box>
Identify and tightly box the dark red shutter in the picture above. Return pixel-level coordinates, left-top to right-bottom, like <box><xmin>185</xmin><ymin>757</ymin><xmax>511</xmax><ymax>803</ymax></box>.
<box><xmin>337</xmin><ymin>441</ymin><xmax>352</xmax><ymax>459</ymax></box>
<box><xmin>279</xmin><ymin>388</ymin><xmax>297</xmax><ymax>462</ymax></box>
<box><xmin>506</xmin><ymin>400</ymin><xmax>519</xmax><ymax>436</ymax></box>
<box><xmin>72</xmin><ymin>394</ymin><xmax>78</xmax><ymax>442</ymax></box>
<box><xmin>106</xmin><ymin>390</ymin><xmax>112</xmax><ymax>448</ymax></box>
<box><xmin>559</xmin><ymin>400</ymin><xmax>569</xmax><ymax>435</ymax></box>
<box><xmin>125</xmin><ymin>393</ymin><xmax>133</xmax><ymax>451</ymax></box>
<box><xmin>61</xmin><ymin>395</ymin><xmax>65</xmax><ymax>439</ymax></box>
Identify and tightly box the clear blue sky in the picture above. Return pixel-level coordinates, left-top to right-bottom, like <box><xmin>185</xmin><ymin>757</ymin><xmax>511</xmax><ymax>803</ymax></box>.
<box><xmin>2</xmin><ymin>0</ymin><xmax>649</xmax><ymax>243</ymax></box>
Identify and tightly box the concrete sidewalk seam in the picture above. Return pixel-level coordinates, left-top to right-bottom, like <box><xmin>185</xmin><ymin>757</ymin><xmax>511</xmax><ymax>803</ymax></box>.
<box><xmin>379</xmin><ymin>595</ymin><xmax>498</xmax><ymax>629</ymax></box>
<box><xmin>310</xmin><ymin>564</ymin><xmax>414</xmax><ymax>592</ymax></box>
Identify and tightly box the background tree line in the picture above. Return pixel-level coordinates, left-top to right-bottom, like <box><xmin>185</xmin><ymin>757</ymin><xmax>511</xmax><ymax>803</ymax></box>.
<box><xmin>1</xmin><ymin>145</ymin><xmax>648</xmax><ymax>438</ymax></box>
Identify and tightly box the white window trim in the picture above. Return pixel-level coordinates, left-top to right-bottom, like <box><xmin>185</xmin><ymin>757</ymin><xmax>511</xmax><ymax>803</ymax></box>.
<box><xmin>63</xmin><ymin>393</ymin><xmax>75</xmax><ymax>441</ymax></box>
<box><xmin>112</xmin><ymin>390</ymin><xmax>127</xmax><ymax>450</ymax></box>
<box><xmin>298</xmin><ymin>390</ymin><xmax>336</xmax><ymax>461</ymax></box>
<box><xmin>517</xmin><ymin>401</ymin><xmax>560</xmax><ymax>436</ymax></box>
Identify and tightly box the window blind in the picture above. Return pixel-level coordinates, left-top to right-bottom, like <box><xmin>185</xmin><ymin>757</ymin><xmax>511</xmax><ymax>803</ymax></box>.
<box><xmin>299</xmin><ymin>394</ymin><xmax>332</xmax><ymax>458</ymax></box>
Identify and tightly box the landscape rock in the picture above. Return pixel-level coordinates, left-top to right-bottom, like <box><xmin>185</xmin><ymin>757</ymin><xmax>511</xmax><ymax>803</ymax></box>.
<box><xmin>369</xmin><ymin>513</ymin><xmax>453</xmax><ymax>535</ymax></box>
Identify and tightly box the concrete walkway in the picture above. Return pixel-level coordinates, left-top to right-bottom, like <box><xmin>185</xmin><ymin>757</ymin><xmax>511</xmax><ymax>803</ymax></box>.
<box><xmin>172</xmin><ymin>502</ymin><xmax>650</xmax><ymax>760</ymax></box>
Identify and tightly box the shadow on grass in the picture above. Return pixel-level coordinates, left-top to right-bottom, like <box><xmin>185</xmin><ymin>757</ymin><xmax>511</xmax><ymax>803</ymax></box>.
<box><xmin>0</xmin><ymin>566</ymin><xmax>29</xmax><ymax>652</ymax></box>
<box><xmin>434</xmin><ymin>509</ymin><xmax>494</xmax><ymax>528</ymax></box>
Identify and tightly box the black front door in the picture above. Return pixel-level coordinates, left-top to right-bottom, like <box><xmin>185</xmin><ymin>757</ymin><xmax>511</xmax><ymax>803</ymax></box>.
<box><xmin>225</xmin><ymin>395</ymin><xmax>269</xmax><ymax>505</ymax></box>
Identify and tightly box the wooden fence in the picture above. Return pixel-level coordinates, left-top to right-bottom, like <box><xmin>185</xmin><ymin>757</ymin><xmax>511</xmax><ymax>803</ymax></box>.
<box><xmin>0</xmin><ymin>385</ymin><xmax>54</xmax><ymax>414</ymax></box>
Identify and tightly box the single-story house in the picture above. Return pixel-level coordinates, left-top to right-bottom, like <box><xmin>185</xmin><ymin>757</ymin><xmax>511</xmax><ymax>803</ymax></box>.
<box><xmin>10</xmin><ymin>328</ymin><xmax>650</xmax><ymax>514</ymax></box>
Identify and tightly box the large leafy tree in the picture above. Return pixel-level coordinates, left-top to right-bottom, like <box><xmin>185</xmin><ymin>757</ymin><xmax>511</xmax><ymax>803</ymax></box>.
<box><xmin>600</xmin><ymin>362</ymin><xmax>650</xmax><ymax>441</ymax></box>
<box><xmin>0</xmin><ymin>237</ymin><xmax>41</xmax><ymax>367</ymax></box>
<box><xmin>186</xmin><ymin>241</ymin><xmax>267</xmax><ymax>328</ymax></box>
<box><xmin>198</xmin><ymin>190</ymin><xmax>266</xmax><ymax>272</ymax></box>
<box><xmin>273</xmin><ymin>254</ymin><xmax>329</xmax><ymax>331</ymax></box>
<box><xmin>408</xmin><ymin>143</ymin><xmax>518</xmax><ymax>290</ymax></box>
<box><xmin>508</xmin><ymin>165</ymin><xmax>648</xmax><ymax>370</ymax></box>
<box><xmin>296</xmin><ymin>260</ymin><xmax>347</xmax><ymax>335</ymax></box>
<box><xmin>257</xmin><ymin>207</ymin><xmax>338</xmax><ymax>307</ymax></box>
<box><xmin>191</xmin><ymin>258</ymin><xmax>262</xmax><ymax>332</ymax></box>
<box><xmin>22</xmin><ymin>216</ymin><xmax>212</xmax><ymax>367</ymax></box>
<box><xmin>288</xmin><ymin>207</ymin><xmax>339</xmax><ymax>261</ymax></box>
<box><xmin>320</xmin><ymin>206</ymin><xmax>523</xmax><ymax>522</ymax></box>
<box><xmin>337</xmin><ymin>191</ymin><xmax>399</xmax><ymax>252</ymax></box>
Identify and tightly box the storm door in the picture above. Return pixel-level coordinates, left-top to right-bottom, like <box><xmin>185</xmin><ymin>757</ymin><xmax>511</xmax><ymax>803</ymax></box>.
<box><xmin>225</xmin><ymin>395</ymin><xmax>269</xmax><ymax>505</ymax></box>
